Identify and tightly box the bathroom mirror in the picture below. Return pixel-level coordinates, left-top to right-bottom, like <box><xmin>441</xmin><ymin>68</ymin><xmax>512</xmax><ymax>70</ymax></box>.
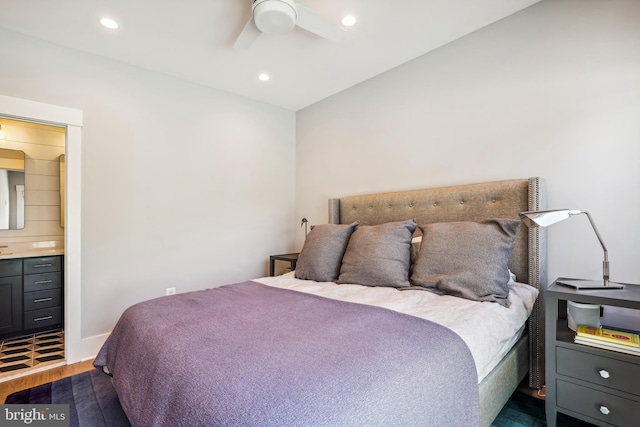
<box><xmin>0</xmin><ymin>148</ymin><xmax>25</xmax><ymax>230</ymax></box>
<box><xmin>59</xmin><ymin>154</ymin><xmax>65</xmax><ymax>228</ymax></box>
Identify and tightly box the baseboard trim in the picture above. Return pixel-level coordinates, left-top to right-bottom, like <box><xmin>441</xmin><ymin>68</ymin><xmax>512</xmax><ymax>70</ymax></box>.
<box><xmin>80</xmin><ymin>333</ymin><xmax>110</xmax><ymax>361</ymax></box>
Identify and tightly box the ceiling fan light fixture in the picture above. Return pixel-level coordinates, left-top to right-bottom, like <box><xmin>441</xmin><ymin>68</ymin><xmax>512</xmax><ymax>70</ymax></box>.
<box><xmin>253</xmin><ymin>0</ymin><xmax>297</xmax><ymax>35</ymax></box>
<box><xmin>234</xmin><ymin>0</ymin><xmax>345</xmax><ymax>49</ymax></box>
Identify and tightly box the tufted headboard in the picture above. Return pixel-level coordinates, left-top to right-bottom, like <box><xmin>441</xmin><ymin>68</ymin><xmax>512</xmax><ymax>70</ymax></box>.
<box><xmin>328</xmin><ymin>177</ymin><xmax>547</xmax><ymax>389</ymax></box>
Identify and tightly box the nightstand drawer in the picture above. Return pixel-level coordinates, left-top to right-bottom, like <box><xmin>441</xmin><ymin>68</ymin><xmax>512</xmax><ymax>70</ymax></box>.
<box><xmin>23</xmin><ymin>306</ymin><xmax>62</xmax><ymax>330</ymax></box>
<box><xmin>557</xmin><ymin>380</ymin><xmax>640</xmax><ymax>427</ymax></box>
<box><xmin>24</xmin><ymin>288</ymin><xmax>62</xmax><ymax>311</ymax></box>
<box><xmin>24</xmin><ymin>272</ymin><xmax>62</xmax><ymax>292</ymax></box>
<box><xmin>557</xmin><ymin>346</ymin><xmax>640</xmax><ymax>396</ymax></box>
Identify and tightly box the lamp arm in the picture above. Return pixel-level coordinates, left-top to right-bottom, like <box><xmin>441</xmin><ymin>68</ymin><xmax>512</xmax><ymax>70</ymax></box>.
<box><xmin>579</xmin><ymin>211</ymin><xmax>609</xmax><ymax>285</ymax></box>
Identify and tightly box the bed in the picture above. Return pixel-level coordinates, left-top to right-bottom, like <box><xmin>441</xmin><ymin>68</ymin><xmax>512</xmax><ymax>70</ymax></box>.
<box><xmin>95</xmin><ymin>177</ymin><xmax>546</xmax><ymax>427</ymax></box>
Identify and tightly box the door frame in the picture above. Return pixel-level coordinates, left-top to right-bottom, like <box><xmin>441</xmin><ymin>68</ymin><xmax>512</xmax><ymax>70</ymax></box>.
<box><xmin>0</xmin><ymin>94</ymin><xmax>82</xmax><ymax>363</ymax></box>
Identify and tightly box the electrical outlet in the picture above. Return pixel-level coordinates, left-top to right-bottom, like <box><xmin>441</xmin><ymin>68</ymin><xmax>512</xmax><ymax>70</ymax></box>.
<box><xmin>166</xmin><ymin>287</ymin><xmax>176</xmax><ymax>296</ymax></box>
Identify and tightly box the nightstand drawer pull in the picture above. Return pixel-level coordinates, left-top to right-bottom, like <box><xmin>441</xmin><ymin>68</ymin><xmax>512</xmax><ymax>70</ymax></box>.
<box><xmin>33</xmin><ymin>297</ymin><xmax>53</xmax><ymax>303</ymax></box>
<box><xmin>33</xmin><ymin>263</ymin><xmax>53</xmax><ymax>268</ymax></box>
<box><xmin>34</xmin><ymin>279</ymin><xmax>53</xmax><ymax>285</ymax></box>
<box><xmin>33</xmin><ymin>315</ymin><xmax>53</xmax><ymax>322</ymax></box>
<box><xmin>598</xmin><ymin>369</ymin><xmax>610</xmax><ymax>379</ymax></box>
<box><xmin>599</xmin><ymin>405</ymin><xmax>610</xmax><ymax>416</ymax></box>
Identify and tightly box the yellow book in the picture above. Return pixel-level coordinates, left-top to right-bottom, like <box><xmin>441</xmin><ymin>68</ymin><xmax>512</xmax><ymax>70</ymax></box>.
<box><xmin>576</xmin><ymin>325</ymin><xmax>640</xmax><ymax>348</ymax></box>
<box><xmin>575</xmin><ymin>336</ymin><xmax>640</xmax><ymax>355</ymax></box>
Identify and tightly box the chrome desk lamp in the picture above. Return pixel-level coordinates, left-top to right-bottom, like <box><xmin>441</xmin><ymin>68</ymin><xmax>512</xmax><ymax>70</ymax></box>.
<box><xmin>519</xmin><ymin>209</ymin><xmax>624</xmax><ymax>290</ymax></box>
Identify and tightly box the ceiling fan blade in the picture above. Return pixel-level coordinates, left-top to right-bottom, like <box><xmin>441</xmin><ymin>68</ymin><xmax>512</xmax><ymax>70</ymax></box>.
<box><xmin>233</xmin><ymin>18</ymin><xmax>262</xmax><ymax>49</ymax></box>
<box><xmin>296</xmin><ymin>3</ymin><xmax>346</xmax><ymax>42</ymax></box>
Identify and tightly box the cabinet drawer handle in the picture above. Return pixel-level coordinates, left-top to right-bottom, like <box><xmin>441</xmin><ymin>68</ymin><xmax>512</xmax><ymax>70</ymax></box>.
<box><xmin>33</xmin><ymin>315</ymin><xmax>53</xmax><ymax>322</ymax></box>
<box><xmin>598</xmin><ymin>369</ymin><xmax>610</xmax><ymax>379</ymax></box>
<box><xmin>33</xmin><ymin>297</ymin><xmax>53</xmax><ymax>303</ymax></box>
<box><xmin>34</xmin><ymin>279</ymin><xmax>53</xmax><ymax>285</ymax></box>
<box><xmin>599</xmin><ymin>405</ymin><xmax>610</xmax><ymax>416</ymax></box>
<box><xmin>33</xmin><ymin>263</ymin><xmax>53</xmax><ymax>268</ymax></box>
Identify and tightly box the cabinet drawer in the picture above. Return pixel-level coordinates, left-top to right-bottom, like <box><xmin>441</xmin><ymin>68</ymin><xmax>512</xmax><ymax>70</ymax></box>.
<box><xmin>557</xmin><ymin>346</ymin><xmax>640</xmax><ymax>396</ymax></box>
<box><xmin>24</xmin><ymin>272</ymin><xmax>62</xmax><ymax>292</ymax></box>
<box><xmin>24</xmin><ymin>288</ymin><xmax>62</xmax><ymax>311</ymax></box>
<box><xmin>23</xmin><ymin>256</ymin><xmax>62</xmax><ymax>274</ymax></box>
<box><xmin>557</xmin><ymin>380</ymin><xmax>640</xmax><ymax>427</ymax></box>
<box><xmin>0</xmin><ymin>259</ymin><xmax>22</xmax><ymax>277</ymax></box>
<box><xmin>23</xmin><ymin>306</ymin><xmax>62</xmax><ymax>330</ymax></box>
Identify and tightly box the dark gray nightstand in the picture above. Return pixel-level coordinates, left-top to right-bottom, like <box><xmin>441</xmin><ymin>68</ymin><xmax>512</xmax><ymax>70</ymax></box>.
<box><xmin>269</xmin><ymin>253</ymin><xmax>299</xmax><ymax>276</ymax></box>
<box><xmin>545</xmin><ymin>279</ymin><xmax>640</xmax><ymax>426</ymax></box>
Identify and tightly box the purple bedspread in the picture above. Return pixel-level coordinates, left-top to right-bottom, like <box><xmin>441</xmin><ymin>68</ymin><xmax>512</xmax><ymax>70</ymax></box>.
<box><xmin>95</xmin><ymin>281</ymin><xmax>479</xmax><ymax>426</ymax></box>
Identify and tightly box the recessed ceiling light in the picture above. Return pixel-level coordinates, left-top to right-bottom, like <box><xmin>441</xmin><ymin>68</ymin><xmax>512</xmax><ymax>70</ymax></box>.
<box><xmin>341</xmin><ymin>15</ymin><xmax>357</xmax><ymax>27</ymax></box>
<box><xmin>258</xmin><ymin>73</ymin><xmax>270</xmax><ymax>82</ymax></box>
<box><xmin>99</xmin><ymin>17</ymin><xmax>119</xmax><ymax>30</ymax></box>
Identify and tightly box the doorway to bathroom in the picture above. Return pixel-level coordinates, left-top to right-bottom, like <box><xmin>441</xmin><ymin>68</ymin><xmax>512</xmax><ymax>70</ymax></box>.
<box><xmin>0</xmin><ymin>94</ymin><xmax>83</xmax><ymax>380</ymax></box>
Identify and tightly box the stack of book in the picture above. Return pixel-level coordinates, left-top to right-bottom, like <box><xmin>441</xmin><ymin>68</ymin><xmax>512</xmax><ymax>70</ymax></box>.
<box><xmin>574</xmin><ymin>325</ymin><xmax>640</xmax><ymax>356</ymax></box>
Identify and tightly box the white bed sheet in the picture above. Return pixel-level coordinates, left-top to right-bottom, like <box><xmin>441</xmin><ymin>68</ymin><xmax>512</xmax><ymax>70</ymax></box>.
<box><xmin>255</xmin><ymin>272</ymin><xmax>538</xmax><ymax>383</ymax></box>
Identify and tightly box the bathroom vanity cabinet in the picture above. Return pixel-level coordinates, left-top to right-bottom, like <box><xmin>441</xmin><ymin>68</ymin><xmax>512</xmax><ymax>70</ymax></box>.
<box><xmin>0</xmin><ymin>255</ymin><xmax>63</xmax><ymax>340</ymax></box>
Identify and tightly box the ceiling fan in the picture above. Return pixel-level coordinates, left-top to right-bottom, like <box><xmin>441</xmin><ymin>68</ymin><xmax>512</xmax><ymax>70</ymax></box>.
<box><xmin>233</xmin><ymin>0</ymin><xmax>346</xmax><ymax>49</ymax></box>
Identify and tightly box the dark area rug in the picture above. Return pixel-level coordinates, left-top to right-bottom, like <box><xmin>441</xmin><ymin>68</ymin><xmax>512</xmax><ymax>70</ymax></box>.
<box><xmin>492</xmin><ymin>391</ymin><xmax>594</xmax><ymax>427</ymax></box>
<box><xmin>4</xmin><ymin>369</ymin><xmax>130</xmax><ymax>427</ymax></box>
<box><xmin>5</xmin><ymin>369</ymin><xmax>594</xmax><ymax>426</ymax></box>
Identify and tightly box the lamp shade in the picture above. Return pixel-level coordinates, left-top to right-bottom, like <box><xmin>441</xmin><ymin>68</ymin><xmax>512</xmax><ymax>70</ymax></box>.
<box><xmin>519</xmin><ymin>209</ymin><xmax>582</xmax><ymax>228</ymax></box>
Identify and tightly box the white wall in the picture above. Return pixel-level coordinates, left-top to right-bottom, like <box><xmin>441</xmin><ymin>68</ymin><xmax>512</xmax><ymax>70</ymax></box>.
<box><xmin>296</xmin><ymin>0</ymin><xmax>640</xmax><ymax>286</ymax></box>
<box><xmin>0</xmin><ymin>29</ymin><xmax>297</xmax><ymax>342</ymax></box>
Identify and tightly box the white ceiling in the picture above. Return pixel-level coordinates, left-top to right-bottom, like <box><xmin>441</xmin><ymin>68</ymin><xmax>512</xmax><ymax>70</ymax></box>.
<box><xmin>0</xmin><ymin>0</ymin><xmax>540</xmax><ymax>111</ymax></box>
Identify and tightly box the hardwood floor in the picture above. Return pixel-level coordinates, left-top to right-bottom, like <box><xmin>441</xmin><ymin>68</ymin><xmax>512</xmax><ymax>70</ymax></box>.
<box><xmin>0</xmin><ymin>359</ymin><xmax>94</xmax><ymax>403</ymax></box>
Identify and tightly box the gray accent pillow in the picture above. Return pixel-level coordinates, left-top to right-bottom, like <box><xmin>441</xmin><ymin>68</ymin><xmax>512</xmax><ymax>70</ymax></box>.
<box><xmin>337</xmin><ymin>220</ymin><xmax>417</xmax><ymax>288</ymax></box>
<box><xmin>295</xmin><ymin>222</ymin><xmax>359</xmax><ymax>282</ymax></box>
<box><xmin>409</xmin><ymin>219</ymin><xmax>520</xmax><ymax>307</ymax></box>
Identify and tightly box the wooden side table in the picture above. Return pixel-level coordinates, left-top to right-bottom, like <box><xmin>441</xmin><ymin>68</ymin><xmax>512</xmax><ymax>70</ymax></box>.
<box><xmin>269</xmin><ymin>253</ymin><xmax>299</xmax><ymax>276</ymax></box>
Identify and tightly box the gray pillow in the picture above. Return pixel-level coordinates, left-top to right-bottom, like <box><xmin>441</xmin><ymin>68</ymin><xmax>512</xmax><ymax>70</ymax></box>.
<box><xmin>409</xmin><ymin>219</ymin><xmax>520</xmax><ymax>307</ymax></box>
<box><xmin>295</xmin><ymin>222</ymin><xmax>358</xmax><ymax>282</ymax></box>
<box><xmin>337</xmin><ymin>220</ymin><xmax>417</xmax><ymax>288</ymax></box>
